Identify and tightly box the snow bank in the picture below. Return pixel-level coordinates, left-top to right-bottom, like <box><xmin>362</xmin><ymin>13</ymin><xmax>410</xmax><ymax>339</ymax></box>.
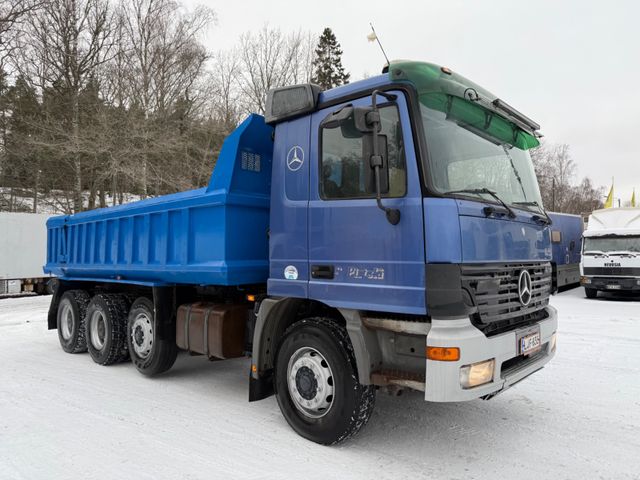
<box><xmin>0</xmin><ymin>290</ymin><xmax>638</xmax><ymax>480</ymax></box>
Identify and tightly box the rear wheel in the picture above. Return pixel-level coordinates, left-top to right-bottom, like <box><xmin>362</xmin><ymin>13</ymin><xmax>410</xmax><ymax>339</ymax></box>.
<box><xmin>127</xmin><ymin>297</ymin><xmax>177</xmax><ymax>376</ymax></box>
<box><xmin>274</xmin><ymin>317</ymin><xmax>375</xmax><ymax>445</ymax></box>
<box><xmin>85</xmin><ymin>294</ymin><xmax>130</xmax><ymax>365</ymax></box>
<box><xmin>57</xmin><ymin>290</ymin><xmax>90</xmax><ymax>353</ymax></box>
<box><xmin>585</xmin><ymin>287</ymin><xmax>598</xmax><ymax>299</ymax></box>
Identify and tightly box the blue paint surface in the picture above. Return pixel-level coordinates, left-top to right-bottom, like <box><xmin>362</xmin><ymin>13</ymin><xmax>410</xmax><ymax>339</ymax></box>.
<box><xmin>302</xmin><ymin>91</ymin><xmax>426</xmax><ymax>314</ymax></box>
<box><xmin>548</xmin><ymin>212</ymin><xmax>583</xmax><ymax>266</ymax></box>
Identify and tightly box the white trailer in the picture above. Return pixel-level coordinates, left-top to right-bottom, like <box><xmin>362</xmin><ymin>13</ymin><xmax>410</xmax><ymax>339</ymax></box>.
<box><xmin>580</xmin><ymin>207</ymin><xmax>640</xmax><ymax>298</ymax></box>
<box><xmin>0</xmin><ymin>212</ymin><xmax>52</xmax><ymax>295</ymax></box>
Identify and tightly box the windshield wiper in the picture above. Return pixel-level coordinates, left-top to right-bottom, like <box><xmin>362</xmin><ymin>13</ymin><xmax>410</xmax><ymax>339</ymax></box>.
<box><xmin>502</xmin><ymin>145</ymin><xmax>528</xmax><ymax>199</ymax></box>
<box><xmin>512</xmin><ymin>200</ymin><xmax>553</xmax><ymax>225</ymax></box>
<box><xmin>445</xmin><ymin>188</ymin><xmax>516</xmax><ymax>218</ymax></box>
<box><xmin>583</xmin><ymin>250</ymin><xmax>608</xmax><ymax>257</ymax></box>
<box><xmin>607</xmin><ymin>250</ymin><xmax>638</xmax><ymax>258</ymax></box>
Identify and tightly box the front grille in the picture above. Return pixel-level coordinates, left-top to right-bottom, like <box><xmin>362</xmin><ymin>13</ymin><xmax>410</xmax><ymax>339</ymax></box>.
<box><xmin>583</xmin><ymin>266</ymin><xmax>640</xmax><ymax>276</ymax></box>
<box><xmin>461</xmin><ymin>262</ymin><xmax>552</xmax><ymax>335</ymax></box>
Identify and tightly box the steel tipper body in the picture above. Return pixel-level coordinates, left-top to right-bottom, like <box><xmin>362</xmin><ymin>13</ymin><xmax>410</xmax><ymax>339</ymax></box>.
<box><xmin>45</xmin><ymin>114</ymin><xmax>273</xmax><ymax>287</ymax></box>
<box><xmin>580</xmin><ymin>207</ymin><xmax>640</xmax><ymax>297</ymax></box>
<box><xmin>45</xmin><ymin>60</ymin><xmax>557</xmax><ymax>445</ymax></box>
<box><xmin>548</xmin><ymin>212</ymin><xmax>583</xmax><ymax>290</ymax></box>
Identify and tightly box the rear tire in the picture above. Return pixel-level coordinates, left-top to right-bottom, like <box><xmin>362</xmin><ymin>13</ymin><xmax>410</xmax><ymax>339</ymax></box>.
<box><xmin>127</xmin><ymin>297</ymin><xmax>178</xmax><ymax>376</ymax></box>
<box><xmin>57</xmin><ymin>290</ymin><xmax>90</xmax><ymax>353</ymax></box>
<box><xmin>274</xmin><ymin>317</ymin><xmax>375</xmax><ymax>445</ymax></box>
<box><xmin>585</xmin><ymin>287</ymin><xmax>597</xmax><ymax>299</ymax></box>
<box><xmin>85</xmin><ymin>294</ymin><xmax>130</xmax><ymax>365</ymax></box>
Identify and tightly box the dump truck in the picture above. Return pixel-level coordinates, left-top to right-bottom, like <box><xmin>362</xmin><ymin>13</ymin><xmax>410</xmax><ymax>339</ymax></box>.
<box><xmin>581</xmin><ymin>207</ymin><xmax>640</xmax><ymax>298</ymax></box>
<box><xmin>548</xmin><ymin>212</ymin><xmax>583</xmax><ymax>290</ymax></box>
<box><xmin>44</xmin><ymin>61</ymin><xmax>558</xmax><ymax>444</ymax></box>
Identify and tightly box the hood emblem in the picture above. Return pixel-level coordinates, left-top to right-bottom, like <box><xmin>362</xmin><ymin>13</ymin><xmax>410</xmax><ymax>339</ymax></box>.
<box><xmin>518</xmin><ymin>270</ymin><xmax>532</xmax><ymax>306</ymax></box>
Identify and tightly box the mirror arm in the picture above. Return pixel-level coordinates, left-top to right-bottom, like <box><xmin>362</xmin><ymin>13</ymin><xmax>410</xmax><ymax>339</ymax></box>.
<box><xmin>370</xmin><ymin>90</ymin><xmax>400</xmax><ymax>225</ymax></box>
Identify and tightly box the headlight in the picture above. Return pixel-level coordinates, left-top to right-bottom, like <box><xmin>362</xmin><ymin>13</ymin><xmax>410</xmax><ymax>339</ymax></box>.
<box><xmin>459</xmin><ymin>359</ymin><xmax>495</xmax><ymax>389</ymax></box>
<box><xmin>550</xmin><ymin>332</ymin><xmax>557</xmax><ymax>352</ymax></box>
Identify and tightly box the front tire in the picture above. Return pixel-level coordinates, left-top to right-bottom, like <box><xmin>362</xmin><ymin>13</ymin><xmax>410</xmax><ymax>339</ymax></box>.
<box><xmin>274</xmin><ymin>317</ymin><xmax>375</xmax><ymax>445</ymax></box>
<box><xmin>127</xmin><ymin>297</ymin><xmax>177</xmax><ymax>376</ymax></box>
<box><xmin>585</xmin><ymin>287</ymin><xmax>598</xmax><ymax>299</ymax></box>
<box><xmin>85</xmin><ymin>294</ymin><xmax>130</xmax><ymax>365</ymax></box>
<box><xmin>57</xmin><ymin>290</ymin><xmax>90</xmax><ymax>353</ymax></box>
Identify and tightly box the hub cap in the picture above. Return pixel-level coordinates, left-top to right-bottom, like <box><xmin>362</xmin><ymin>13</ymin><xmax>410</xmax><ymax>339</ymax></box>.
<box><xmin>287</xmin><ymin>347</ymin><xmax>335</xmax><ymax>418</ymax></box>
<box><xmin>60</xmin><ymin>303</ymin><xmax>74</xmax><ymax>340</ymax></box>
<box><xmin>89</xmin><ymin>311</ymin><xmax>106</xmax><ymax>350</ymax></box>
<box><xmin>131</xmin><ymin>312</ymin><xmax>153</xmax><ymax>359</ymax></box>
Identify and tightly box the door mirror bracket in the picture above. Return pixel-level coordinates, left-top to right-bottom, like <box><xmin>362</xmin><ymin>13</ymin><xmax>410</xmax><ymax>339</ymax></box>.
<box><xmin>367</xmin><ymin>90</ymin><xmax>400</xmax><ymax>225</ymax></box>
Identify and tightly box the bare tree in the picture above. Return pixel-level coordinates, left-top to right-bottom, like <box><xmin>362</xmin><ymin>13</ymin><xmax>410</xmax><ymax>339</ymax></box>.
<box><xmin>209</xmin><ymin>49</ymin><xmax>242</xmax><ymax>130</ymax></box>
<box><xmin>0</xmin><ymin>0</ymin><xmax>45</xmax><ymax>65</ymax></box>
<box><xmin>120</xmin><ymin>0</ymin><xmax>214</xmax><ymax>196</ymax></box>
<box><xmin>238</xmin><ymin>25</ymin><xmax>315</xmax><ymax>114</ymax></box>
<box><xmin>18</xmin><ymin>0</ymin><xmax>114</xmax><ymax>212</ymax></box>
<box><xmin>531</xmin><ymin>142</ymin><xmax>603</xmax><ymax>214</ymax></box>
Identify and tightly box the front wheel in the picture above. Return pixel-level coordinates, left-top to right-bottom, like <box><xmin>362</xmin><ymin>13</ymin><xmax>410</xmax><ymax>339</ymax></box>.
<box><xmin>274</xmin><ymin>317</ymin><xmax>375</xmax><ymax>445</ymax></box>
<box><xmin>585</xmin><ymin>287</ymin><xmax>598</xmax><ymax>299</ymax></box>
<box><xmin>127</xmin><ymin>297</ymin><xmax>177</xmax><ymax>376</ymax></box>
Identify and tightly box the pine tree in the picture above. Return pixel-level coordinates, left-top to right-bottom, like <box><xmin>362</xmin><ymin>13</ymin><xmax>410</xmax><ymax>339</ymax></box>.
<box><xmin>312</xmin><ymin>28</ymin><xmax>350</xmax><ymax>90</ymax></box>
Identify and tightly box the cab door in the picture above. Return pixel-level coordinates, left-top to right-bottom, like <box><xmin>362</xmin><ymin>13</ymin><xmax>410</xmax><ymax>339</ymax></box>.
<box><xmin>307</xmin><ymin>91</ymin><xmax>426</xmax><ymax>314</ymax></box>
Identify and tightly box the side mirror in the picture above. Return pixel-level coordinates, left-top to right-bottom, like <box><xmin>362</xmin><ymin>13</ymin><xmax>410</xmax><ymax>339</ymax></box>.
<box><xmin>363</xmin><ymin>133</ymin><xmax>389</xmax><ymax>195</ymax></box>
<box><xmin>320</xmin><ymin>106</ymin><xmax>378</xmax><ymax>138</ymax></box>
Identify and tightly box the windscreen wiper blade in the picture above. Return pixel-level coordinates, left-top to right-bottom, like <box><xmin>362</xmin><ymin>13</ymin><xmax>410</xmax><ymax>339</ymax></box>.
<box><xmin>445</xmin><ymin>188</ymin><xmax>516</xmax><ymax>218</ymax></box>
<box><xmin>583</xmin><ymin>250</ymin><xmax>608</xmax><ymax>257</ymax></box>
<box><xmin>607</xmin><ymin>250</ymin><xmax>638</xmax><ymax>257</ymax></box>
<box><xmin>512</xmin><ymin>201</ymin><xmax>553</xmax><ymax>225</ymax></box>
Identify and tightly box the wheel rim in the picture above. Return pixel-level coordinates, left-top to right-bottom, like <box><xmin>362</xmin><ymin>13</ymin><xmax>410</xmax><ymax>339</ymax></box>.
<box><xmin>89</xmin><ymin>311</ymin><xmax>106</xmax><ymax>350</ymax></box>
<box><xmin>60</xmin><ymin>303</ymin><xmax>74</xmax><ymax>340</ymax></box>
<box><xmin>131</xmin><ymin>312</ymin><xmax>153</xmax><ymax>359</ymax></box>
<box><xmin>287</xmin><ymin>347</ymin><xmax>335</xmax><ymax>419</ymax></box>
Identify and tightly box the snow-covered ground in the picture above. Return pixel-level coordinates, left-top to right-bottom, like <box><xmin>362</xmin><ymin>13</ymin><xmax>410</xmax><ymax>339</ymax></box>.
<box><xmin>0</xmin><ymin>289</ymin><xmax>638</xmax><ymax>480</ymax></box>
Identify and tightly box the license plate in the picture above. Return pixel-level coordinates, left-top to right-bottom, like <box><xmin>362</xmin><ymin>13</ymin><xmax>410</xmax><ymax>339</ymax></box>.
<box><xmin>519</xmin><ymin>331</ymin><xmax>541</xmax><ymax>356</ymax></box>
<box><xmin>607</xmin><ymin>284</ymin><xmax>621</xmax><ymax>290</ymax></box>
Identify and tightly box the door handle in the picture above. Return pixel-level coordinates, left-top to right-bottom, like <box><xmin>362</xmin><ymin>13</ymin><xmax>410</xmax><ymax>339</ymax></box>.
<box><xmin>311</xmin><ymin>265</ymin><xmax>334</xmax><ymax>279</ymax></box>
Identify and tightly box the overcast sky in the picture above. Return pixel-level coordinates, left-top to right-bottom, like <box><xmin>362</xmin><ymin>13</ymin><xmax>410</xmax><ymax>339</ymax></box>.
<box><xmin>189</xmin><ymin>0</ymin><xmax>639</xmax><ymax>204</ymax></box>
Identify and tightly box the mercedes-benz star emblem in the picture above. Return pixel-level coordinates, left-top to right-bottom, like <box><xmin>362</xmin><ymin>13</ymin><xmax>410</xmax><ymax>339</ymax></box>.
<box><xmin>517</xmin><ymin>270</ymin><xmax>532</xmax><ymax>306</ymax></box>
<box><xmin>286</xmin><ymin>145</ymin><xmax>304</xmax><ymax>172</ymax></box>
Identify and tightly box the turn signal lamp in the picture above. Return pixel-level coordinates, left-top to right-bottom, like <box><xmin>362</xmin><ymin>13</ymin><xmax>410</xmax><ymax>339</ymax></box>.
<box><xmin>426</xmin><ymin>346</ymin><xmax>460</xmax><ymax>362</ymax></box>
<box><xmin>460</xmin><ymin>359</ymin><xmax>495</xmax><ymax>389</ymax></box>
<box><xmin>246</xmin><ymin>294</ymin><xmax>256</xmax><ymax>302</ymax></box>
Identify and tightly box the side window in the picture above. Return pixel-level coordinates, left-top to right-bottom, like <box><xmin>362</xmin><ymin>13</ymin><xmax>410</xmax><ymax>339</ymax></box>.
<box><xmin>320</xmin><ymin>105</ymin><xmax>406</xmax><ymax>199</ymax></box>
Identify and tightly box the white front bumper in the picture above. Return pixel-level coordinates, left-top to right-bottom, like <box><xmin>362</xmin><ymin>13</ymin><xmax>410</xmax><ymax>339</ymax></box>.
<box><xmin>424</xmin><ymin>306</ymin><xmax>557</xmax><ymax>402</ymax></box>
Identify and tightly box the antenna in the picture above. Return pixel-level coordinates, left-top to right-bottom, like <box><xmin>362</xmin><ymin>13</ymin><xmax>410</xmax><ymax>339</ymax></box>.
<box><xmin>368</xmin><ymin>23</ymin><xmax>390</xmax><ymax>67</ymax></box>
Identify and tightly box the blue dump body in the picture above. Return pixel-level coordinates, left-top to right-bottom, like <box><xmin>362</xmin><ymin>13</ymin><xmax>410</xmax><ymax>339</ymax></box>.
<box><xmin>548</xmin><ymin>212</ymin><xmax>583</xmax><ymax>288</ymax></box>
<box><xmin>44</xmin><ymin>115</ymin><xmax>273</xmax><ymax>286</ymax></box>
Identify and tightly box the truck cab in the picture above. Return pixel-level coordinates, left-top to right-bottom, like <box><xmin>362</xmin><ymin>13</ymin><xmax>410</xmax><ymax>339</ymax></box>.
<box><xmin>581</xmin><ymin>207</ymin><xmax>640</xmax><ymax>297</ymax></box>
<box><xmin>257</xmin><ymin>62</ymin><xmax>557</xmax><ymax>414</ymax></box>
<box><xmin>45</xmin><ymin>60</ymin><xmax>558</xmax><ymax>445</ymax></box>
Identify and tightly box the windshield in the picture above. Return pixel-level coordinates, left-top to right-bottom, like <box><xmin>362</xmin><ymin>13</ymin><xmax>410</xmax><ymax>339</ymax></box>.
<box><xmin>584</xmin><ymin>236</ymin><xmax>640</xmax><ymax>253</ymax></box>
<box><xmin>419</xmin><ymin>100</ymin><xmax>543</xmax><ymax>208</ymax></box>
